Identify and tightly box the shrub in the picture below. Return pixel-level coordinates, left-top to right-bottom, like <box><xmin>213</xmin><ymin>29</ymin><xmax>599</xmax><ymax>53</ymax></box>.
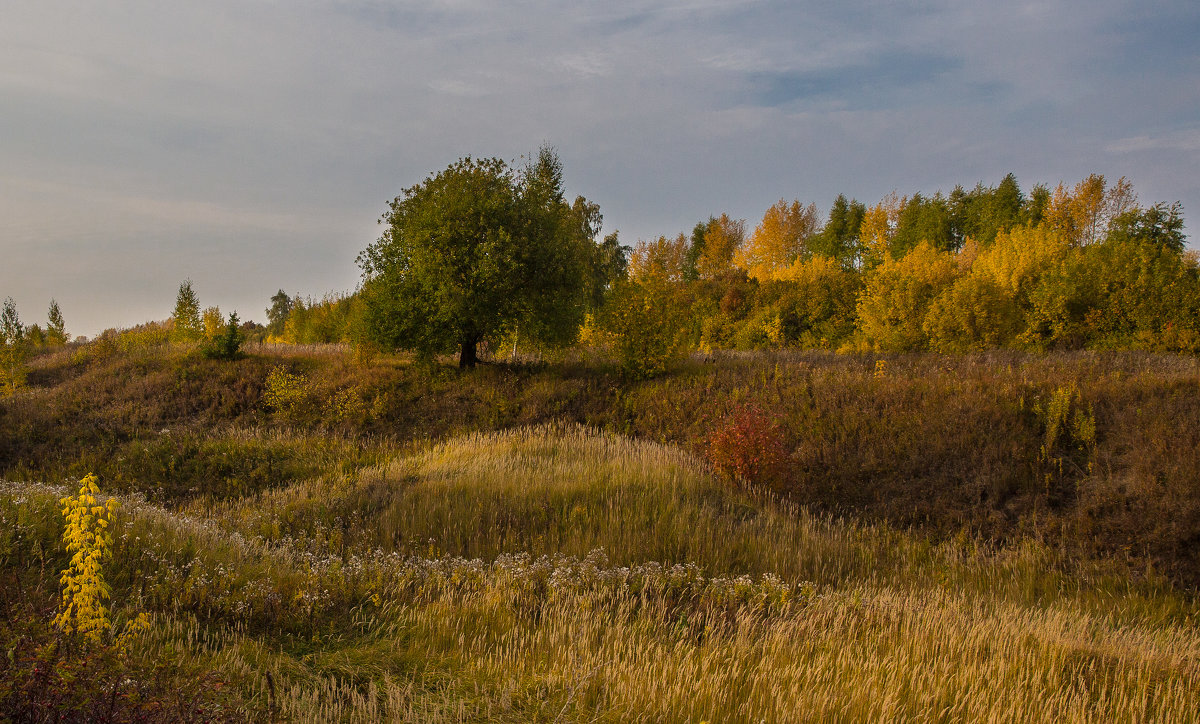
<box><xmin>201</xmin><ymin>313</ymin><xmax>245</xmax><ymax>361</ymax></box>
<box><xmin>706</xmin><ymin>404</ymin><xmax>788</xmax><ymax>487</ymax></box>
<box><xmin>593</xmin><ymin>278</ymin><xmax>691</xmax><ymax>379</ymax></box>
<box><xmin>262</xmin><ymin>364</ymin><xmax>314</xmax><ymax>422</ymax></box>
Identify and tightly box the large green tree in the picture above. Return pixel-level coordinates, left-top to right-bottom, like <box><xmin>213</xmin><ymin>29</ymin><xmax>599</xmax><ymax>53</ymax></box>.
<box><xmin>358</xmin><ymin>149</ymin><xmax>604</xmax><ymax>368</ymax></box>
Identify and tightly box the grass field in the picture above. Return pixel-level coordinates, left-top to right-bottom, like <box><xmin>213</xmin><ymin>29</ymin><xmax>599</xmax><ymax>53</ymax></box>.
<box><xmin>3</xmin><ymin>345</ymin><xmax>1200</xmax><ymax>721</ymax></box>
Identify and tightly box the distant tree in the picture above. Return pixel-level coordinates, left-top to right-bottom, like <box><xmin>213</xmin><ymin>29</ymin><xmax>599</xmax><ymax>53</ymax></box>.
<box><xmin>1023</xmin><ymin>184</ymin><xmax>1051</xmax><ymax>227</ymax></box>
<box><xmin>949</xmin><ymin>175</ymin><xmax>1025</xmax><ymax>246</ymax></box>
<box><xmin>201</xmin><ymin>312</ymin><xmax>245</xmax><ymax>361</ymax></box>
<box><xmin>766</xmin><ymin>255</ymin><xmax>861</xmax><ymax>347</ymax></box>
<box><xmin>629</xmin><ymin>234</ymin><xmax>689</xmax><ymax>283</ymax></box>
<box><xmin>684</xmin><ymin>218</ymin><xmax>713</xmax><ymax>282</ymax></box>
<box><xmin>695</xmin><ymin>213</ymin><xmax>745</xmax><ymax>279</ymax></box>
<box><xmin>26</xmin><ymin>323</ymin><xmax>47</xmax><ymax>349</ymax></box>
<box><xmin>856</xmin><ymin>241</ymin><xmax>960</xmax><ymax>351</ymax></box>
<box><xmin>265</xmin><ymin>289</ymin><xmax>293</xmax><ymax>337</ymax></box>
<box><xmin>735</xmin><ymin>199</ymin><xmax>821</xmax><ymax>280</ymax></box>
<box><xmin>859</xmin><ymin>194</ymin><xmax>900</xmax><ymax>269</ymax></box>
<box><xmin>359</xmin><ymin>148</ymin><xmax>598</xmax><ymax>368</ymax></box>
<box><xmin>892</xmin><ymin>192</ymin><xmax>956</xmax><ymax>256</ymax></box>
<box><xmin>47</xmin><ymin>299</ymin><xmax>67</xmax><ymax>346</ymax></box>
<box><xmin>1</xmin><ymin>297</ymin><xmax>27</xmax><ymax>395</ymax></box>
<box><xmin>923</xmin><ymin>275</ymin><xmax>1022</xmax><ymax>352</ymax></box>
<box><xmin>811</xmin><ymin>194</ymin><xmax>866</xmax><ymax>267</ymax></box>
<box><xmin>1043</xmin><ymin>175</ymin><xmax>1137</xmax><ymax>246</ymax></box>
<box><xmin>1106</xmin><ymin>202</ymin><xmax>1186</xmax><ymax>253</ymax></box>
<box><xmin>594</xmin><ymin>276</ymin><xmax>691</xmax><ymax>379</ymax></box>
<box><xmin>202</xmin><ymin>306</ymin><xmax>223</xmax><ymax>340</ymax></box>
<box><xmin>567</xmin><ymin>196</ymin><xmax>629</xmax><ymax>312</ymax></box>
<box><xmin>171</xmin><ymin>280</ymin><xmax>203</xmax><ymax>342</ymax></box>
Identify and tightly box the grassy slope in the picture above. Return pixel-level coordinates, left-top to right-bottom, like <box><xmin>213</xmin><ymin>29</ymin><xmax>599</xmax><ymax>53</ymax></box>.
<box><xmin>4</xmin><ymin>426</ymin><xmax>1200</xmax><ymax>722</ymax></box>
<box><xmin>6</xmin><ymin>344</ymin><xmax>1200</xmax><ymax>584</ymax></box>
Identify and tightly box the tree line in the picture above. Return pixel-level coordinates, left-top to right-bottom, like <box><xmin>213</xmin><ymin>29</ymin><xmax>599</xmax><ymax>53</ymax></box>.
<box><xmin>0</xmin><ymin>297</ymin><xmax>67</xmax><ymax>395</ymax></box>
<box><xmin>10</xmin><ymin>152</ymin><xmax>1189</xmax><ymax>386</ymax></box>
<box><xmin>341</xmin><ymin>152</ymin><xmax>1193</xmax><ymax>376</ymax></box>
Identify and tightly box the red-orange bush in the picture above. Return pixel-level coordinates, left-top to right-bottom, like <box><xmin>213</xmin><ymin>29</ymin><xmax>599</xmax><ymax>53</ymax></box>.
<box><xmin>706</xmin><ymin>404</ymin><xmax>788</xmax><ymax>486</ymax></box>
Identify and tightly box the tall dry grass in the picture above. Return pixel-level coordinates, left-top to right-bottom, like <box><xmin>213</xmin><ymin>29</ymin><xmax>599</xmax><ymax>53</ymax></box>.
<box><xmin>5</xmin><ymin>426</ymin><xmax>1199</xmax><ymax>721</ymax></box>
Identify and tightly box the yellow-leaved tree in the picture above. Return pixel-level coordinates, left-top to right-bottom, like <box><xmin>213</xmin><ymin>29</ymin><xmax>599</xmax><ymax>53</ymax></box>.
<box><xmin>695</xmin><ymin>213</ymin><xmax>745</xmax><ymax>280</ymax></box>
<box><xmin>972</xmin><ymin>224</ymin><xmax>1071</xmax><ymax>299</ymax></box>
<box><xmin>856</xmin><ymin>241</ymin><xmax>959</xmax><ymax>351</ymax></box>
<box><xmin>923</xmin><ymin>274</ymin><xmax>1022</xmax><ymax>352</ymax></box>
<box><xmin>734</xmin><ymin>199</ymin><xmax>821</xmax><ymax>281</ymax></box>
<box><xmin>768</xmin><ymin>255</ymin><xmax>861</xmax><ymax>348</ymax></box>
<box><xmin>858</xmin><ymin>192</ymin><xmax>901</xmax><ymax>269</ymax></box>
<box><xmin>1042</xmin><ymin>174</ymin><xmax>1137</xmax><ymax>246</ymax></box>
<box><xmin>202</xmin><ymin>306</ymin><xmax>224</xmax><ymax>340</ymax></box>
<box><xmin>628</xmin><ymin>234</ymin><xmax>689</xmax><ymax>283</ymax></box>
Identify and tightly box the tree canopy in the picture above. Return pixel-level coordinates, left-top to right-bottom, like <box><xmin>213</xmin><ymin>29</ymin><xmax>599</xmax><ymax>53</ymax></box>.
<box><xmin>358</xmin><ymin>148</ymin><xmax>617</xmax><ymax>367</ymax></box>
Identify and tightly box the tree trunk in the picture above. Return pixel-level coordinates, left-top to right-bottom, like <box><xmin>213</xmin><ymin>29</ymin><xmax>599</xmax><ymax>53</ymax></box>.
<box><xmin>459</xmin><ymin>338</ymin><xmax>478</xmax><ymax>369</ymax></box>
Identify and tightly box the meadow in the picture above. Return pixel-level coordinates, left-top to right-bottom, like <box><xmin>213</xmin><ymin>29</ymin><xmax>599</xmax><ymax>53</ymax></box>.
<box><xmin>3</xmin><ymin>342</ymin><xmax>1200</xmax><ymax>721</ymax></box>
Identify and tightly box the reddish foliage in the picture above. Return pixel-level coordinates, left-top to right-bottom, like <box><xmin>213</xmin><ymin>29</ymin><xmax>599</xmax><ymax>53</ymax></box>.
<box><xmin>706</xmin><ymin>404</ymin><xmax>787</xmax><ymax>486</ymax></box>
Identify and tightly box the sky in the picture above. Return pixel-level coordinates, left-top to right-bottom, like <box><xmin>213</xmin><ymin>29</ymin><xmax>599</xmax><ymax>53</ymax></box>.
<box><xmin>2</xmin><ymin>1</ymin><xmax>1198</xmax><ymax>337</ymax></box>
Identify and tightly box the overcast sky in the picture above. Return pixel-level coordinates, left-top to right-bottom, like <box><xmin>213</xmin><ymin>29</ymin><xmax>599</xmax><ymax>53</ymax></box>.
<box><xmin>3</xmin><ymin>1</ymin><xmax>1198</xmax><ymax>336</ymax></box>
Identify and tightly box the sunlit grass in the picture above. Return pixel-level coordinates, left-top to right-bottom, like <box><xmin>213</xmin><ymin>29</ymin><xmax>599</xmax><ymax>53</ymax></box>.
<box><xmin>4</xmin><ymin>425</ymin><xmax>1199</xmax><ymax>721</ymax></box>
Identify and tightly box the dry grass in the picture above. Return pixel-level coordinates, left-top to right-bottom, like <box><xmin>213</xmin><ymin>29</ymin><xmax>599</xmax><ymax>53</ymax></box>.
<box><xmin>4</xmin><ymin>425</ymin><xmax>1199</xmax><ymax>721</ymax></box>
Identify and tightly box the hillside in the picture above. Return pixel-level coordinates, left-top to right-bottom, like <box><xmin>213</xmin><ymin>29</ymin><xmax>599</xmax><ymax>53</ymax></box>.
<box><xmin>4</xmin><ymin>424</ymin><xmax>1200</xmax><ymax>721</ymax></box>
<box><xmin>4</xmin><ymin>343</ymin><xmax>1200</xmax><ymax>583</ymax></box>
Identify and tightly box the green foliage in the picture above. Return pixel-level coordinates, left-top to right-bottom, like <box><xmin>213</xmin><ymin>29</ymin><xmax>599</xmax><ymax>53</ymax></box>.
<box><xmin>360</xmin><ymin>148</ymin><xmax>603</xmax><ymax>368</ymax></box>
<box><xmin>275</xmin><ymin>292</ymin><xmax>362</xmax><ymax>344</ymax></box>
<box><xmin>891</xmin><ymin>192</ymin><xmax>956</xmax><ymax>256</ymax></box>
<box><xmin>592</xmin><ymin>277</ymin><xmax>691</xmax><ymax>379</ymax></box>
<box><xmin>263</xmin><ymin>364</ymin><xmax>315</xmax><ymax>422</ymax></box>
<box><xmin>923</xmin><ymin>274</ymin><xmax>1022</xmax><ymax>352</ymax></box>
<box><xmin>170</xmin><ymin>280</ymin><xmax>202</xmax><ymax>342</ymax></box>
<box><xmin>200</xmin><ymin>312</ymin><xmax>245</xmax><ymax>361</ymax></box>
<box><xmin>810</xmin><ymin>193</ymin><xmax>866</xmax><ymax>267</ymax></box>
<box><xmin>0</xmin><ymin>297</ymin><xmax>27</xmax><ymax>395</ymax></box>
<box><xmin>1107</xmin><ymin>202</ymin><xmax>1186</xmax><ymax>253</ymax></box>
<box><xmin>47</xmin><ymin>298</ymin><xmax>68</xmax><ymax>346</ymax></box>
<box><xmin>265</xmin><ymin>288</ymin><xmax>293</xmax><ymax>337</ymax></box>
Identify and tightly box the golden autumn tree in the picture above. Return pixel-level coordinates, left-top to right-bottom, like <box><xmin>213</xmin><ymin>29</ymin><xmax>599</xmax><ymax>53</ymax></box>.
<box><xmin>695</xmin><ymin>213</ymin><xmax>745</xmax><ymax>279</ymax></box>
<box><xmin>628</xmin><ymin>234</ymin><xmax>689</xmax><ymax>283</ymax></box>
<box><xmin>972</xmin><ymin>225</ymin><xmax>1071</xmax><ymax>299</ymax></box>
<box><xmin>856</xmin><ymin>240</ymin><xmax>960</xmax><ymax>351</ymax></box>
<box><xmin>202</xmin><ymin>306</ymin><xmax>223</xmax><ymax>340</ymax></box>
<box><xmin>734</xmin><ymin>200</ymin><xmax>821</xmax><ymax>280</ymax></box>
<box><xmin>1042</xmin><ymin>174</ymin><xmax>1137</xmax><ymax>246</ymax></box>
<box><xmin>768</xmin><ymin>255</ymin><xmax>861</xmax><ymax>347</ymax></box>
<box><xmin>858</xmin><ymin>192</ymin><xmax>901</xmax><ymax>268</ymax></box>
<box><xmin>923</xmin><ymin>274</ymin><xmax>1022</xmax><ymax>352</ymax></box>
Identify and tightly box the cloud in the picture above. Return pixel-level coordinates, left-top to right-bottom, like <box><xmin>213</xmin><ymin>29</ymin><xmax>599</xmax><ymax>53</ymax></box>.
<box><xmin>0</xmin><ymin>0</ymin><xmax>1198</xmax><ymax>335</ymax></box>
<box><xmin>1106</xmin><ymin>130</ymin><xmax>1200</xmax><ymax>155</ymax></box>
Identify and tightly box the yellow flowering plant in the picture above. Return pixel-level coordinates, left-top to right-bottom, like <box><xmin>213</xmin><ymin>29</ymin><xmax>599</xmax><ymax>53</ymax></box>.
<box><xmin>53</xmin><ymin>474</ymin><xmax>117</xmax><ymax>644</ymax></box>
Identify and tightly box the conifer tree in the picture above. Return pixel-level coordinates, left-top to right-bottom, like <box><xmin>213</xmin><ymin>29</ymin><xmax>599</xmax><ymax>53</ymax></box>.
<box><xmin>171</xmin><ymin>280</ymin><xmax>203</xmax><ymax>342</ymax></box>
<box><xmin>47</xmin><ymin>298</ymin><xmax>68</xmax><ymax>345</ymax></box>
